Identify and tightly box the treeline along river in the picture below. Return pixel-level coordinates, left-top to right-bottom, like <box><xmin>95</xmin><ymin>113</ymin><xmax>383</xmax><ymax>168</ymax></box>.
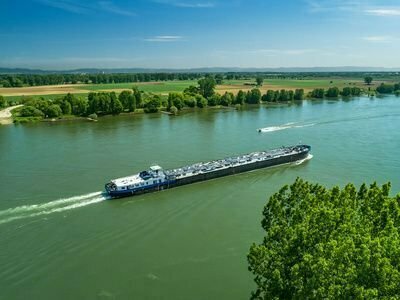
<box><xmin>0</xmin><ymin>96</ymin><xmax>399</xmax><ymax>299</ymax></box>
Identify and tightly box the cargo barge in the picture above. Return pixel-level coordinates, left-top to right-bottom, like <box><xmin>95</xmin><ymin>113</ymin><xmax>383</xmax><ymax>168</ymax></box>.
<box><xmin>105</xmin><ymin>145</ymin><xmax>311</xmax><ymax>198</ymax></box>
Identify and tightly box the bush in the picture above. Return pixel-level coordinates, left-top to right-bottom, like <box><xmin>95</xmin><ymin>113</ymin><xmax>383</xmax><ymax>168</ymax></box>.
<box><xmin>19</xmin><ymin>106</ymin><xmax>45</xmax><ymax>118</ymax></box>
<box><xmin>170</xmin><ymin>106</ymin><xmax>178</xmax><ymax>115</ymax></box>
<box><xmin>46</xmin><ymin>104</ymin><xmax>62</xmax><ymax>118</ymax></box>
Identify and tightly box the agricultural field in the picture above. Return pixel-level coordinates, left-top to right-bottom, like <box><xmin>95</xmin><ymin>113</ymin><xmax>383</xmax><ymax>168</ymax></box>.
<box><xmin>1</xmin><ymin>77</ymin><xmax>392</xmax><ymax>102</ymax></box>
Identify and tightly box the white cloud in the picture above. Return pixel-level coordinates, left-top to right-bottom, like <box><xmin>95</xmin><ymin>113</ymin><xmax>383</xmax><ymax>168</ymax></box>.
<box><xmin>98</xmin><ymin>1</ymin><xmax>136</xmax><ymax>16</ymax></box>
<box><xmin>144</xmin><ymin>35</ymin><xmax>184</xmax><ymax>42</ymax></box>
<box><xmin>37</xmin><ymin>0</ymin><xmax>136</xmax><ymax>16</ymax></box>
<box><xmin>362</xmin><ymin>35</ymin><xmax>396</xmax><ymax>42</ymax></box>
<box><xmin>365</xmin><ymin>8</ymin><xmax>400</xmax><ymax>16</ymax></box>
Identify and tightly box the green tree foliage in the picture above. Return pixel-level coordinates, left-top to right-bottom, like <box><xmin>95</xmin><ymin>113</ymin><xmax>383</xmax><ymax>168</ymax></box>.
<box><xmin>235</xmin><ymin>90</ymin><xmax>246</xmax><ymax>105</ymax></box>
<box><xmin>132</xmin><ymin>87</ymin><xmax>142</xmax><ymax>108</ymax></box>
<box><xmin>0</xmin><ymin>72</ymin><xmax>206</xmax><ymax>87</ymax></box>
<box><xmin>246</xmin><ymin>89</ymin><xmax>262</xmax><ymax>104</ymax></box>
<box><xmin>207</xmin><ymin>94</ymin><xmax>220</xmax><ymax>106</ymax></box>
<box><xmin>19</xmin><ymin>106</ymin><xmax>45</xmax><ymax>117</ymax></box>
<box><xmin>183</xmin><ymin>94</ymin><xmax>196</xmax><ymax>108</ymax></box>
<box><xmin>60</xmin><ymin>100</ymin><xmax>72</xmax><ymax>115</ymax></box>
<box><xmin>110</xmin><ymin>92</ymin><xmax>123</xmax><ymax>115</ymax></box>
<box><xmin>262</xmin><ymin>90</ymin><xmax>275</xmax><ymax>102</ymax></box>
<box><xmin>364</xmin><ymin>76</ymin><xmax>373</xmax><ymax>85</ymax></box>
<box><xmin>144</xmin><ymin>95</ymin><xmax>161</xmax><ymax>113</ymax></box>
<box><xmin>88</xmin><ymin>92</ymin><xmax>123</xmax><ymax>115</ymax></box>
<box><xmin>256</xmin><ymin>76</ymin><xmax>264</xmax><ymax>86</ymax></box>
<box><xmin>326</xmin><ymin>87</ymin><xmax>340</xmax><ymax>98</ymax></box>
<box><xmin>310</xmin><ymin>88</ymin><xmax>325</xmax><ymax>98</ymax></box>
<box><xmin>169</xmin><ymin>105</ymin><xmax>178</xmax><ymax>115</ymax></box>
<box><xmin>168</xmin><ymin>93</ymin><xmax>185</xmax><ymax>110</ymax></box>
<box><xmin>46</xmin><ymin>104</ymin><xmax>62</xmax><ymax>118</ymax></box>
<box><xmin>119</xmin><ymin>90</ymin><xmax>136</xmax><ymax>112</ymax></box>
<box><xmin>294</xmin><ymin>89</ymin><xmax>304</xmax><ymax>100</ymax></box>
<box><xmin>248</xmin><ymin>178</ymin><xmax>400</xmax><ymax>299</ymax></box>
<box><xmin>195</xmin><ymin>95</ymin><xmax>208</xmax><ymax>108</ymax></box>
<box><xmin>215</xmin><ymin>74</ymin><xmax>224</xmax><ymax>85</ymax></box>
<box><xmin>198</xmin><ymin>76</ymin><xmax>216</xmax><ymax>98</ymax></box>
<box><xmin>0</xmin><ymin>95</ymin><xmax>7</xmax><ymax>108</ymax></box>
<box><xmin>220</xmin><ymin>92</ymin><xmax>234</xmax><ymax>106</ymax></box>
<box><xmin>183</xmin><ymin>85</ymin><xmax>200</xmax><ymax>96</ymax></box>
<box><xmin>376</xmin><ymin>83</ymin><xmax>395</xmax><ymax>94</ymax></box>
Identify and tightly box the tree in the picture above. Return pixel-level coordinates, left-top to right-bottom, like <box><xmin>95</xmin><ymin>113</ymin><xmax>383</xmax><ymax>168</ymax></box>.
<box><xmin>195</xmin><ymin>95</ymin><xmax>208</xmax><ymax>108</ymax></box>
<box><xmin>198</xmin><ymin>76</ymin><xmax>216</xmax><ymax>98</ymax></box>
<box><xmin>248</xmin><ymin>178</ymin><xmax>400</xmax><ymax>299</ymax></box>
<box><xmin>326</xmin><ymin>87</ymin><xmax>340</xmax><ymax>98</ymax></box>
<box><xmin>132</xmin><ymin>87</ymin><xmax>142</xmax><ymax>108</ymax></box>
<box><xmin>341</xmin><ymin>87</ymin><xmax>352</xmax><ymax>97</ymax></box>
<box><xmin>235</xmin><ymin>90</ymin><xmax>246</xmax><ymax>105</ymax></box>
<box><xmin>220</xmin><ymin>92</ymin><xmax>234</xmax><ymax>106</ymax></box>
<box><xmin>246</xmin><ymin>88</ymin><xmax>262</xmax><ymax>104</ymax></box>
<box><xmin>294</xmin><ymin>89</ymin><xmax>304</xmax><ymax>100</ymax></box>
<box><xmin>215</xmin><ymin>74</ymin><xmax>224</xmax><ymax>85</ymax></box>
<box><xmin>183</xmin><ymin>85</ymin><xmax>200</xmax><ymax>96</ymax></box>
<box><xmin>376</xmin><ymin>83</ymin><xmax>395</xmax><ymax>94</ymax></box>
<box><xmin>19</xmin><ymin>106</ymin><xmax>45</xmax><ymax>117</ymax></box>
<box><xmin>168</xmin><ymin>93</ymin><xmax>184</xmax><ymax>110</ymax></box>
<box><xmin>0</xmin><ymin>95</ymin><xmax>7</xmax><ymax>108</ymax></box>
<box><xmin>310</xmin><ymin>88</ymin><xmax>325</xmax><ymax>99</ymax></box>
<box><xmin>110</xmin><ymin>92</ymin><xmax>123</xmax><ymax>115</ymax></box>
<box><xmin>60</xmin><ymin>100</ymin><xmax>72</xmax><ymax>115</ymax></box>
<box><xmin>183</xmin><ymin>95</ymin><xmax>196</xmax><ymax>108</ymax></box>
<box><xmin>256</xmin><ymin>76</ymin><xmax>264</xmax><ymax>86</ymax></box>
<box><xmin>262</xmin><ymin>90</ymin><xmax>275</xmax><ymax>102</ymax></box>
<box><xmin>119</xmin><ymin>90</ymin><xmax>133</xmax><ymax>110</ymax></box>
<box><xmin>46</xmin><ymin>104</ymin><xmax>62</xmax><ymax>118</ymax></box>
<box><xmin>364</xmin><ymin>76</ymin><xmax>373</xmax><ymax>85</ymax></box>
<box><xmin>207</xmin><ymin>94</ymin><xmax>220</xmax><ymax>106</ymax></box>
<box><xmin>144</xmin><ymin>95</ymin><xmax>161</xmax><ymax>113</ymax></box>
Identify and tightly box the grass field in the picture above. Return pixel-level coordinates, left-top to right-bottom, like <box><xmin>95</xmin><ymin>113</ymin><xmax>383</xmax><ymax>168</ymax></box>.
<box><xmin>1</xmin><ymin>77</ymin><xmax>391</xmax><ymax>102</ymax></box>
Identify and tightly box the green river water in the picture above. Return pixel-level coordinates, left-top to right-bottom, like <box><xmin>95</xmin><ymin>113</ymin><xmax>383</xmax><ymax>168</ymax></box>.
<box><xmin>0</xmin><ymin>97</ymin><xmax>399</xmax><ymax>299</ymax></box>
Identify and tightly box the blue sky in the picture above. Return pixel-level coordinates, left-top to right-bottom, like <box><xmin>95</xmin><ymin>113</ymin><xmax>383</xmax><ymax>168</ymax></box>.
<box><xmin>1</xmin><ymin>0</ymin><xmax>400</xmax><ymax>69</ymax></box>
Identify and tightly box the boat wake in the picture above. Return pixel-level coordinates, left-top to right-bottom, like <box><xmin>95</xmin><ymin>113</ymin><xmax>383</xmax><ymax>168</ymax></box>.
<box><xmin>258</xmin><ymin>122</ymin><xmax>315</xmax><ymax>133</ymax></box>
<box><xmin>294</xmin><ymin>154</ymin><xmax>313</xmax><ymax>166</ymax></box>
<box><xmin>0</xmin><ymin>191</ymin><xmax>108</xmax><ymax>225</ymax></box>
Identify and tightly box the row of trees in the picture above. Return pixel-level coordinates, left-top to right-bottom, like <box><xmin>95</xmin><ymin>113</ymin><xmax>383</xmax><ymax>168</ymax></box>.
<box><xmin>309</xmin><ymin>87</ymin><xmax>362</xmax><ymax>99</ymax></box>
<box><xmin>0</xmin><ymin>73</ymin><xmax>206</xmax><ymax>88</ymax></box>
<box><xmin>262</xmin><ymin>89</ymin><xmax>305</xmax><ymax>102</ymax></box>
<box><xmin>376</xmin><ymin>82</ymin><xmax>400</xmax><ymax>94</ymax></box>
<box><xmin>248</xmin><ymin>178</ymin><xmax>400</xmax><ymax>299</ymax></box>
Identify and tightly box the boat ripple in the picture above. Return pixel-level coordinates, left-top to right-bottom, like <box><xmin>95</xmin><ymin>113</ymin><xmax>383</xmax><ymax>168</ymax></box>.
<box><xmin>0</xmin><ymin>191</ymin><xmax>108</xmax><ymax>225</ymax></box>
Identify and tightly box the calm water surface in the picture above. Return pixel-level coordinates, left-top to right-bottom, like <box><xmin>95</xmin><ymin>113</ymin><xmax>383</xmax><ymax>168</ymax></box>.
<box><xmin>0</xmin><ymin>97</ymin><xmax>399</xmax><ymax>299</ymax></box>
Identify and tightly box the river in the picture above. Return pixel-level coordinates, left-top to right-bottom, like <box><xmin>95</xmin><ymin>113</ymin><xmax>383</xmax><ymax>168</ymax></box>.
<box><xmin>0</xmin><ymin>97</ymin><xmax>399</xmax><ymax>299</ymax></box>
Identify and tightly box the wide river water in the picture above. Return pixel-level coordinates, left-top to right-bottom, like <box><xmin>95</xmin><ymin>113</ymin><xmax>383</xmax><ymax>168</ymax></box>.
<box><xmin>1</xmin><ymin>97</ymin><xmax>399</xmax><ymax>299</ymax></box>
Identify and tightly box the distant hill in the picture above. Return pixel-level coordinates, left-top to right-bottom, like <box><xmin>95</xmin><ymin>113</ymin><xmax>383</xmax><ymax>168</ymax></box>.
<box><xmin>1</xmin><ymin>66</ymin><xmax>400</xmax><ymax>74</ymax></box>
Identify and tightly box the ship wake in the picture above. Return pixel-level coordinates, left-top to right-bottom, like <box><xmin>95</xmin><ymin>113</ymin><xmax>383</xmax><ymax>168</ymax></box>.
<box><xmin>0</xmin><ymin>191</ymin><xmax>108</xmax><ymax>225</ymax></box>
<box><xmin>258</xmin><ymin>122</ymin><xmax>315</xmax><ymax>133</ymax></box>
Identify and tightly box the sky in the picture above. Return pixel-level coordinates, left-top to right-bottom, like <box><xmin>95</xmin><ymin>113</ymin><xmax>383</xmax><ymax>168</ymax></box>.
<box><xmin>1</xmin><ymin>0</ymin><xmax>400</xmax><ymax>69</ymax></box>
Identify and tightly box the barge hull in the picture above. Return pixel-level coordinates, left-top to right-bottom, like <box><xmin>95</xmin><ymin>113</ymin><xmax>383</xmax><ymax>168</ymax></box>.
<box><xmin>107</xmin><ymin>148</ymin><xmax>310</xmax><ymax>198</ymax></box>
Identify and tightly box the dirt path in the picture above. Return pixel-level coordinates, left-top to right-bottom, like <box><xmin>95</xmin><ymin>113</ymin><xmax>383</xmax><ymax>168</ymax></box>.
<box><xmin>0</xmin><ymin>105</ymin><xmax>23</xmax><ymax>125</ymax></box>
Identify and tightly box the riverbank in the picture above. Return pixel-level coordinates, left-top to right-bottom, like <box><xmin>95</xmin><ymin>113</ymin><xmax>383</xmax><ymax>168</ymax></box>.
<box><xmin>0</xmin><ymin>105</ymin><xmax>23</xmax><ymax>125</ymax></box>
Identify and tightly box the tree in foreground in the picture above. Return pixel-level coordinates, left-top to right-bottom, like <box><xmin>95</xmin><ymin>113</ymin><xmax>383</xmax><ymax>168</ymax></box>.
<box><xmin>248</xmin><ymin>178</ymin><xmax>400</xmax><ymax>299</ymax></box>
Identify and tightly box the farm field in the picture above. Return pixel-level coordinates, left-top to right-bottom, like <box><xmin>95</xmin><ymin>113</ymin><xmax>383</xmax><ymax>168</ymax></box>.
<box><xmin>1</xmin><ymin>77</ymin><xmax>389</xmax><ymax>102</ymax></box>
